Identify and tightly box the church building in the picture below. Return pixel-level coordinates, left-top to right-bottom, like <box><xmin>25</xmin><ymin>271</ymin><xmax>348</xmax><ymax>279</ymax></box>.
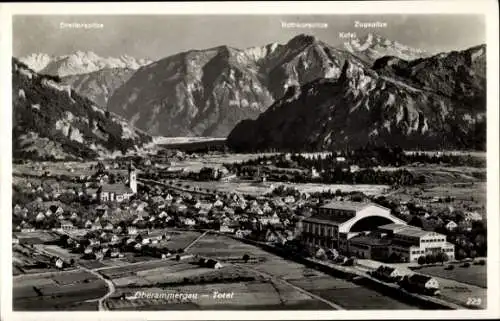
<box><xmin>97</xmin><ymin>162</ymin><xmax>137</xmax><ymax>203</ymax></box>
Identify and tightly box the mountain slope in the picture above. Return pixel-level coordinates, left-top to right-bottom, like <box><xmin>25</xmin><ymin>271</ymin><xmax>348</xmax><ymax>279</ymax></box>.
<box><xmin>227</xmin><ymin>45</ymin><xmax>486</xmax><ymax>152</ymax></box>
<box><xmin>20</xmin><ymin>51</ymin><xmax>152</xmax><ymax>77</ymax></box>
<box><xmin>12</xmin><ymin>58</ymin><xmax>152</xmax><ymax>160</ymax></box>
<box><xmin>107</xmin><ymin>34</ymin><xmax>368</xmax><ymax>137</ymax></box>
<box><xmin>61</xmin><ymin>68</ymin><xmax>136</xmax><ymax>107</ymax></box>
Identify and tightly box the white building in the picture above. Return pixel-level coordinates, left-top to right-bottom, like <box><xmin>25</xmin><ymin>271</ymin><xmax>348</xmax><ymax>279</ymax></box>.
<box><xmin>302</xmin><ymin>201</ymin><xmax>405</xmax><ymax>252</ymax></box>
<box><xmin>379</xmin><ymin>224</ymin><xmax>455</xmax><ymax>262</ymax></box>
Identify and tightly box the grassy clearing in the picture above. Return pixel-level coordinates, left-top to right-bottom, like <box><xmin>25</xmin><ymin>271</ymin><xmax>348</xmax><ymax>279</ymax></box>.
<box><xmin>414</xmin><ymin>264</ymin><xmax>486</xmax><ymax>288</ymax></box>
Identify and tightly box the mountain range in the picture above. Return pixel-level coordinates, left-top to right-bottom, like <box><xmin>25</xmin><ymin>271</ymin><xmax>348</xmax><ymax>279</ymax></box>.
<box><xmin>106</xmin><ymin>34</ymin><xmax>371</xmax><ymax>137</ymax></box>
<box><xmin>19</xmin><ymin>51</ymin><xmax>152</xmax><ymax>77</ymax></box>
<box><xmin>227</xmin><ymin>44</ymin><xmax>486</xmax><ymax>151</ymax></box>
<box><xmin>16</xmin><ymin>33</ymin><xmax>486</xmax><ymax>152</ymax></box>
<box><xmin>12</xmin><ymin>58</ymin><xmax>152</xmax><ymax>161</ymax></box>
<box><xmin>344</xmin><ymin>33</ymin><xmax>429</xmax><ymax>63</ymax></box>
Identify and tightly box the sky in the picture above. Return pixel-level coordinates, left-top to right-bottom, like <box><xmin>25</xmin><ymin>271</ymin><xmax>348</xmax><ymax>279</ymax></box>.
<box><xmin>13</xmin><ymin>14</ymin><xmax>486</xmax><ymax>60</ymax></box>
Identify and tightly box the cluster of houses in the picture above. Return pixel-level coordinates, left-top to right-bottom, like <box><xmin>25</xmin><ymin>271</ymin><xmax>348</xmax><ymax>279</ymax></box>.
<box><xmin>395</xmin><ymin>201</ymin><xmax>483</xmax><ymax>233</ymax></box>
<box><xmin>370</xmin><ymin>265</ymin><xmax>441</xmax><ymax>296</ymax></box>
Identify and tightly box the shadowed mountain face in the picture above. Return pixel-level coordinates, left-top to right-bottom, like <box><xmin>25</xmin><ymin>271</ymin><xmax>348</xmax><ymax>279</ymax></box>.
<box><xmin>227</xmin><ymin>44</ymin><xmax>486</xmax><ymax>152</ymax></box>
<box><xmin>61</xmin><ymin>68</ymin><xmax>136</xmax><ymax>108</ymax></box>
<box><xmin>106</xmin><ymin>35</ymin><xmax>370</xmax><ymax>137</ymax></box>
<box><xmin>12</xmin><ymin>58</ymin><xmax>152</xmax><ymax>161</ymax></box>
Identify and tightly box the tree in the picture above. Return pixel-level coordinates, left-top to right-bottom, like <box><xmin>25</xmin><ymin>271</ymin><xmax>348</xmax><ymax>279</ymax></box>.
<box><xmin>242</xmin><ymin>254</ymin><xmax>250</xmax><ymax>263</ymax></box>
<box><xmin>408</xmin><ymin>216</ymin><xmax>424</xmax><ymax>228</ymax></box>
<box><xmin>417</xmin><ymin>256</ymin><xmax>426</xmax><ymax>265</ymax></box>
<box><xmin>436</xmin><ymin>252</ymin><xmax>449</xmax><ymax>265</ymax></box>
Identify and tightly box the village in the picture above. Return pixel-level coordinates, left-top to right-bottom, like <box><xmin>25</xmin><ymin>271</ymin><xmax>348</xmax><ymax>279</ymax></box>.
<box><xmin>12</xmin><ymin>151</ymin><xmax>487</xmax><ymax>310</ymax></box>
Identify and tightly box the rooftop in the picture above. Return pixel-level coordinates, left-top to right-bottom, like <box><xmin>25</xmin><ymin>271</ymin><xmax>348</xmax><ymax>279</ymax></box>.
<box><xmin>349</xmin><ymin>234</ymin><xmax>392</xmax><ymax>247</ymax></box>
<box><xmin>303</xmin><ymin>216</ymin><xmax>353</xmax><ymax>225</ymax></box>
<box><xmin>320</xmin><ymin>201</ymin><xmax>386</xmax><ymax>212</ymax></box>
<box><xmin>394</xmin><ymin>226</ymin><xmax>433</xmax><ymax>238</ymax></box>
<box><xmin>378</xmin><ymin>223</ymin><xmax>409</xmax><ymax>232</ymax></box>
<box><xmin>100</xmin><ymin>184</ymin><xmax>134</xmax><ymax>194</ymax></box>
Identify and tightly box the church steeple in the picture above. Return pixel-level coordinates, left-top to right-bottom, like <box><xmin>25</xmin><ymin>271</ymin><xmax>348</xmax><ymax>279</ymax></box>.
<box><xmin>128</xmin><ymin>161</ymin><xmax>137</xmax><ymax>194</ymax></box>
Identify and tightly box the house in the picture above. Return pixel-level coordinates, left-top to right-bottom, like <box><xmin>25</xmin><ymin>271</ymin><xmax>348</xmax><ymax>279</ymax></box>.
<box><xmin>91</xmin><ymin>223</ymin><xmax>103</xmax><ymax>231</ymax></box>
<box><xmin>13</xmin><ymin>204</ymin><xmax>22</xmax><ymax>215</ymax></box>
<box><xmin>55</xmin><ymin>258</ymin><xmax>65</xmax><ymax>269</ymax></box>
<box><xmin>35</xmin><ymin>212</ymin><xmax>46</xmax><ymax>222</ymax></box>
<box><xmin>235</xmin><ymin>229</ymin><xmax>252</xmax><ymax>238</ymax></box>
<box><xmin>128</xmin><ymin>226</ymin><xmax>138</xmax><ymax>235</ymax></box>
<box><xmin>371</xmin><ymin>265</ymin><xmax>404</xmax><ymax>282</ymax></box>
<box><xmin>89</xmin><ymin>238</ymin><xmax>100</xmax><ymax>246</ymax></box>
<box><xmin>60</xmin><ymin>220</ymin><xmax>75</xmax><ymax>231</ymax></box>
<box><xmin>199</xmin><ymin>258</ymin><xmax>223</xmax><ymax>269</ymax></box>
<box><xmin>134</xmin><ymin>243</ymin><xmax>143</xmax><ymax>250</ymax></box>
<box><xmin>110</xmin><ymin>249</ymin><xmax>120</xmax><ymax>258</ymax></box>
<box><xmin>402</xmin><ymin>274</ymin><xmax>440</xmax><ymax>295</ymax></box>
<box><xmin>213</xmin><ymin>199</ymin><xmax>224</xmax><ymax>208</ymax></box>
<box><xmin>84</xmin><ymin>220</ymin><xmax>93</xmax><ymax>229</ymax></box>
<box><xmin>284</xmin><ymin>196</ymin><xmax>295</xmax><ymax>204</ymax></box>
<box><xmin>104</xmin><ymin>222</ymin><xmax>114</xmax><ymax>231</ymax></box>
<box><xmin>465</xmin><ymin>211</ymin><xmax>483</xmax><ymax>222</ymax></box>
<box><xmin>311</xmin><ymin>167</ymin><xmax>321</xmax><ymax>179</ymax></box>
<box><xmin>445</xmin><ymin>220</ymin><xmax>458</xmax><ymax>231</ymax></box>
<box><xmin>55</xmin><ymin>206</ymin><xmax>64</xmax><ymax>215</ymax></box>
<box><xmin>219</xmin><ymin>224</ymin><xmax>235</xmax><ymax>234</ymax></box>
<box><xmin>350</xmin><ymin>165</ymin><xmax>360</xmax><ymax>173</ymax></box>
<box><xmin>158</xmin><ymin>211</ymin><xmax>169</xmax><ymax>218</ymax></box>
<box><xmin>45</xmin><ymin>208</ymin><xmax>54</xmax><ymax>217</ymax></box>
<box><xmin>100</xmin><ymin>232</ymin><xmax>112</xmax><ymax>242</ymax></box>
<box><xmin>265</xmin><ymin>229</ymin><xmax>287</xmax><ymax>245</ymax></box>
<box><xmin>110</xmin><ymin>234</ymin><xmax>121</xmax><ymax>244</ymax></box>
<box><xmin>182</xmin><ymin>218</ymin><xmax>196</xmax><ymax>227</ymax></box>
<box><xmin>262</xmin><ymin>202</ymin><xmax>273</xmax><ymax>214</ymax></box>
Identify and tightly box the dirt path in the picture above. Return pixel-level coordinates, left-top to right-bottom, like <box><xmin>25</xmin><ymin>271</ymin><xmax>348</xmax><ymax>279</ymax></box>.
<box><xmin>184</xmin><ymin>230</ymin><xmax>208</xmax><ymax>252</ymax></box>
<box><xmin>81</xmin><ymin>267</ymin><xmax>115</xmax><ymax>311</ymax></box>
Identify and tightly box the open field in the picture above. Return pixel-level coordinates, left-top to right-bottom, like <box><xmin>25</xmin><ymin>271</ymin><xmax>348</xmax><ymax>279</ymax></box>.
<box><xmin>153</xmin><ymin>136</ymin><xmax>226</xmax><ymax>145</ymax></box>
<box><xmin>186</xmin><ymin>234</ymin><xmax>420</xmax><ymax>310</ymax></box>
<box><xmin>13</xmin><ymin>269</ymin><xmax>107</xmax><ymax>311</ymax></box>
<box><xmin>356</xmin><ymin>259</ymin><xmax>487</xmax><ymax>309</ymax></box>
<box><xmin>379</xmin><ymin>165</ymin><xmax>486</xmax><ymax>184</ymax></box>
<box><xmin>36</xmin><ymin>244</ymin><xmax>81</xmax><ymax>261</ymax></box>
<box><xmin>177</xmin><ymin>179</ymin><xmax>389</xmax><ymax>197</ymax></box>
<box><xmin>404</xmin><ymin>151</ymin><xmax>486</xmax><ymax>158</ymax></box>
<box><xmin>413</xmin><ymin>264</ymin><xmax>487</xmax><ymax>288</ymax></box>
<box><xmin>14</xmin><ymin>231</ymin><xmax>60</xmax><ymax>244</ymax></box>
<box><xmin>107</xmin><ymin>280</ymin><xmax>328</xmax><ymax>310</ymax></box>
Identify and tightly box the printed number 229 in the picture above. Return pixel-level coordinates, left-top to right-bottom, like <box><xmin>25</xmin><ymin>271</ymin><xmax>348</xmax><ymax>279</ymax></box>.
<box><xmin>467</xmin><ymin>297</ymin><xmax>482</xmax><ymax>306</ymax></box>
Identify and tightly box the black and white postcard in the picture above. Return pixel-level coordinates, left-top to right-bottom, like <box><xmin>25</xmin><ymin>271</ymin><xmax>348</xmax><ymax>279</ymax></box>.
<box><xmin>0</xmin><ymin>1</ymin><xmax>498</xmax><ymax>320</ymax></box>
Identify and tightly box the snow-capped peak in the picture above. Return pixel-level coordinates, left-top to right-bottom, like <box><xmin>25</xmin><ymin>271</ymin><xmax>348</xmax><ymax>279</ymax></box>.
<box><xmin>19</xmin><ymin>51</ymin><xmax>153</xmax><ymax>77</ymax></box>
<box><xmin>18</xmin><ymin>53</ymin><xmax>53</xmax><ymax>72</ymax></box>
<box><xmin>344</xmin><ymin>33</ymin><xmax>428</xmax><ymax>62</ymax></box>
